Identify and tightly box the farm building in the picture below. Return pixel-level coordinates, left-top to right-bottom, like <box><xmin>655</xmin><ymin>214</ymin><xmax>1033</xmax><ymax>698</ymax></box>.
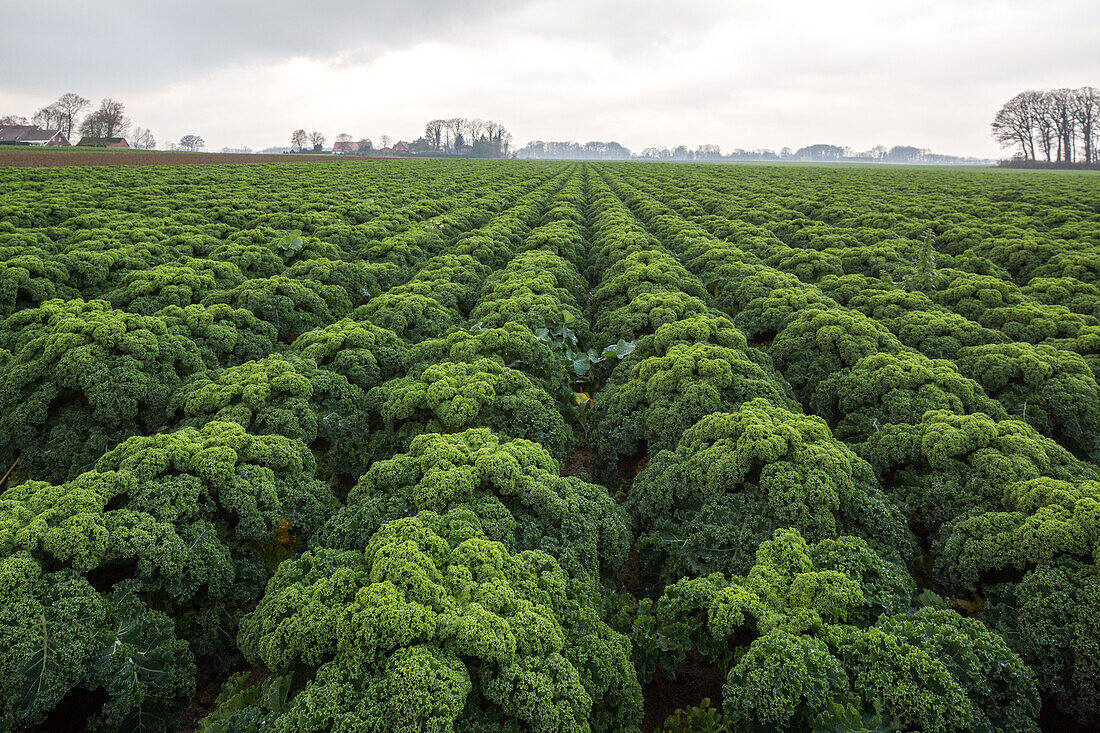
<box><xmin>0</xmin><ymin>125</ymin><xmax>70</xmax><ymax>146</ymax></box>
<box><xmin>76</xmin><ymin>136</ymin><xmax>130</xmax><ymax>148</ymax></box>
<box><xmin>332</xmin><ymin>140</ymin><xmax>360</xmax><ymax>154</ymax></box>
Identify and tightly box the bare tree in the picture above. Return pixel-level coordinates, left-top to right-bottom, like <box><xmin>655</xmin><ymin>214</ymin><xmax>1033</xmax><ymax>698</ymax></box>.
<box><xmin>308</xmin><ymin>131</ymin><xmax>326</xmax><ymax>150</ymax></box>
<box><xmin>132</xmin><ymin>127</ymin><xmax>156</xmax><ymax>150</ymax></box>
<box><xmin>424</xmin><ymin>119</ymin><xmax>444</xmax><ymax>150</ymax></box>
<box><xmin>1047</xmin><ymin>89</ymin><xmax>1077</xmax><ymax>162</ymax></box>
<box><xmin>78</xmin><ymin>112</ymin><xmax>106</xmax><ymax>140</ymax></box>
<box><xmin>444</xmin><ymin>118</ymin><xmax>465</xmax><ymax>150</ymax></box>
<box><xmin>32</xmin><ymin>104</ymin><xmax>64</xmax><ymax>130</ymax></box>
<box><xmin>334</xmin><ymin>133</ymin><xmax>353</xmax><ymax>144</ymax></box>
<box><xmin>1032</xmin><ymin>93</ymin><xmax>1057</xmax><ymax>162</ymax></box>
<box><xmin>91</xmin><ymin>98</ymin><xmax>129</xmax><ymax>139</ymax></box>
<box><xmin>54</xmin><ymin>93</ymin><xmax>89</xmax><ymax>139</ymax></box>
<box><xmin>991</xmin><ymin>91</ymin><xmax>1039</xmax><ymax>160</ymax></box>
<box><xmin>464</xmin><ymin>118</ymin><xmax>486</xmax><ymax>145</ymax></box>
<box><xmin>291</xmin><ymin>129</ymin><xmax>307</xmax><ymax>151</ymax></box>
<box><xmin>484</xmin><ymin>120</ymin><xmax>513</xmax><ymax>157</ymax></box>
<box><xmin>380</xmin><ymin>134</ymin><xmax>391</xmax><ymax>148</ymax></box>
<box><xmin>357</xmin><ymin>138</ymin><xmax>373</xmax><ymax>151</ymax></box>
<box><xmin>1073</xmin><ymin>86</ymin><xmax>1099</xmax><ymax>164</ymax></box>
<box><xmin>179</xmin><ymin>134</ymin><xmax>205</xmax><ymax>152</ymax></box>
<box><xmin>0</xmin><ymin>115</ymin><xmax>29</xmax><ymax>125</ymax></box>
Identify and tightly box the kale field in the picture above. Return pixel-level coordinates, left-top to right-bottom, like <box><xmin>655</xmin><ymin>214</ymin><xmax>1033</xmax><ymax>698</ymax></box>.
<box><xmin>1</xmin><ymin>159</ymin><xmax>1099</xmax><ymax>732</ymax></box>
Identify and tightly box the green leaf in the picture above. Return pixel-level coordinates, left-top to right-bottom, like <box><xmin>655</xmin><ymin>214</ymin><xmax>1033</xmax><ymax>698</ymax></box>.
<box><xmin>604</xmin><ymin>339</ymin><xmax>636</xmax><ymax>359</ymax></box>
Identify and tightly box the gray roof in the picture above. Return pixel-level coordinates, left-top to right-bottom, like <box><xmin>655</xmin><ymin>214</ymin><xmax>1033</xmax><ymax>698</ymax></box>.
<box><xmin>0</xmin><ymin>125</ymin><xmax>39</xmax><ymax>142</ymax></box>
<box><xmin>76</xmin><ymin>137</ymin><xmax>128</xmax><ymax>146</ymax></box>
<box><xmin>0</xmin><ymin>125</ymin><xmax>64</xmax><ymax>143</ymax></box>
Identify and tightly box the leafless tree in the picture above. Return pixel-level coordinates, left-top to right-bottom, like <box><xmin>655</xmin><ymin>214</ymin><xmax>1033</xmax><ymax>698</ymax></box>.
<box><xmin>179</xmin><ymin>134</ymin><xmax>205</xmax><ymax>151</ymax></box>
<box><xmin>308</xmin><ymin>131</ymin><xmax>326</xmax><ymax>149</ymax></box>
<box><xmin>78</xmin><ymin>112</ymin><xmax>106</xmax><ymax>140</ymax></box>
<box><xmin>464</xmin><ymin>118</ymin><xmax>486</xmax><ymax>145</ymax></box>
<box><xmin>693</xmin><ymin>144</ymin><xmax>719</xmax><ymax>160</ymax></box>
<box><xmin>0</xmin><ymin>115</ymin><xmax>29</xmax><ymax>125</ymax></box>
<box><xmin>132</xmin><ymin>127</ymin><xmax>156</xmax><ymax>150</ymax></box>
<box><xmin>32</xmin><ymin>104</ymin><xmax>64</xmax><ymax>130</ymax></box>
<box><xmin>380</xmin><ymin>134</ymin><xmax>391</xmax><ymax>148</ymax></box>
<box><xmin>54</xmin><ymin>93</ymin><xmax>89</xmax><ymax>139</ymax></box>
<box><xmin>1073</xmin><ymin>86</ymin><xmax>1099</xmax><ymax>164</ymax></box>
<box><xmin>485</xmin><ymin>120</ymin><xmax>514</xmax><ymax>157</ymax></box>
<box><xmin>992</xmin><ymin>87</ymin><xmax>1100</xmax><ymax>164</ymax></box>
<box><xmin>424</xmin><ymin>119</ymin><xmax>444</xmax><ymax>150</ymax></box>
<box><xmin>1032</xmin><ymin>93</ymin><xmax>1057</xmax><ymax>162</ymax></box>
<box><xmin>357</xmin><ymin>138</ymin><xmax>373</xmax><ymax>151</ymax></box>
<box><xmin>991</xmin><ymin>91</ymin><xmax>1039</xmax><ymax>160</ymax></box>
<box><xmin>444</xmin><ymin>118</ymin><xmax>464</xmax><ymax>150</ymax></box>
<box><xmin>334</xmin><ymin>133</ymin><xmax>353</xmax><ymax>144</ymax></box>
<box><xmin>92</xmin><ymin>98</ymin><xmax>129</xmax><ymax>139</ymax></box>
<box><xmin>291</xmin><ymin>129</ymin><xmax>307</xmax><ymax>151</ymax></box>
<box><xmin>1046</xmin><ymin>89</ymin><xmax>1077</xmax><ymax>162</ymax></box>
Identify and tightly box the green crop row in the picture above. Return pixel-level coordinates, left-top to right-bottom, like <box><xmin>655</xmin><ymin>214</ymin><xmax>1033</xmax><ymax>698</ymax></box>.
<box><xmin>0</xmin><ymin>159</ymin><xmax>1097</xmax><ymax>732</ymax></box>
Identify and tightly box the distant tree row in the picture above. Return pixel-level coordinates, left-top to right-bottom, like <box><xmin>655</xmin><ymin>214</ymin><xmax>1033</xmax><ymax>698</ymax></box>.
<box><xmin>515</xmin><ymin>141</ymin><xmax>977</xmax><ymax>164</ymax></box>
<box><xmin>423</xmin><ymin>118</ymin><xmax>512</xmax><ymax>157</ymax></box>
<box><xmin>290</xmin><ymin>129</ymin><xmax>329</xmax><ymax>152</ymax></box>
<box><xmin>518</xmin><ymin>141</ymin><xmax>633</xmax><ymax>160</ymax></box>
<box><xmin>2</xmin><ymin>93</ymin><xmax>156</xmax><ymax>148</ymax></box>
<box><xmin>286</xmin><ymin>119</ymin><xmax>513</xmax><ymax>158</ymax></box>
<box><xmin>992</xmin><ymin>87</ymin><xmax>1099</xmax><ymax>164</ymax></box>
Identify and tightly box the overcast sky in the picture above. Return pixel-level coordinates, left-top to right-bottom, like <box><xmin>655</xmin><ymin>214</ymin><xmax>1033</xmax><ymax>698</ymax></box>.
<box><xmin>3</xmin><ymin>0</ymin><xmax>1098</xmax><ymax>156</ymax></box>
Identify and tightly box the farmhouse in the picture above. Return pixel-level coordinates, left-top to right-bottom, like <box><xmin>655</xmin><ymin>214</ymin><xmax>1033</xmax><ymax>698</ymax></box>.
<box><xmin>332</xmin><ymin>140</ymin><xmax>360</xmax><ymax>154</ymax></box>
<box><xmin>0</xmin><ymin>124</ymin><xmax>70</xmax><ymax>146</ymax></box>
<box><xmin>77</xmin><ymin>136</ymin><xmax>130</xmax><ymax>148</ymax></box>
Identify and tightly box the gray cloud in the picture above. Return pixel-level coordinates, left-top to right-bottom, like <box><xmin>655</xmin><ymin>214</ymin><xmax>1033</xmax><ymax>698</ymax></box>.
<box><xmin>2</xmin><ymin>0</ymin><xmax>1098</xmax><ymax>156</ymax></box>
<box><xmin>2</xmin><ymin>0</ymin><xmax>516</xmax><ymax>91</ymax></box>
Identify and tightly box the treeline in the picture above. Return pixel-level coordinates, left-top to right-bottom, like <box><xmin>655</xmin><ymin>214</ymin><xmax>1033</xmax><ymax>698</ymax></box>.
<box><xmin>517</xmin><ymin>140</ymin><xmax>634</xmax><ymax>159</ymax></box>
<box><xmin>516</xmin><ymin>141</ymin><xmax>989</xmax><ymax>164</ymax></box>
<box><xmin>992</xmin><ymin>87</ymin><xmax>1099</xmax><ymax>166</ymax></box>
<box><xmin>2</xmin><ymin>93</ymin><xmax>155</xmax><ymax>149</ymax></box>
<box><xmin>314</xmin><ymin>118</ymin><xmax>514</xmax><ymax>158</ymax></box>
<box><xmin>422</xmin><ymin>117</ymin><xmax>512</xmax><ymax>157</ymax></box>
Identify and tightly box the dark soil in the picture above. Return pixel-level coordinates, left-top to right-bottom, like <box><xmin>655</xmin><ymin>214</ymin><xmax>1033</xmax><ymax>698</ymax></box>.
<box><xmin>619</xmin><ymin>453</ymin><xmax>649</xmax><ymax>496</ymax></box>
<box><xmin>563</xmin><ymin>447</ymin><xmax>592</xmax><ymax>478</ymax></box>
<box><xmin>29</xmin><ymin>688</ymin><xmax>107</xmax><ymax>732</ymax></box>
<box><xmin>641</xmin><ymin>652</ymin><xmax>726</xmax><ymax>732</ymax></box>
<box><xmin>180</xmin><ymin>678</ymin><xmax>224</xmax><ymax>733</ymax></box>
<box><xmin>1038</xmin><ymin>701</ymin><xmax>1098</xmax><ymax>733</ymax></box>
<box><xmin>0</xmin><ymin>148</ymin><xmax>396</xmax><ymax>168</ymax></box>
<box><xmin>616</xmin><ymin>550</ymin><xmax>641</xmax><ymax>596</ymax></box>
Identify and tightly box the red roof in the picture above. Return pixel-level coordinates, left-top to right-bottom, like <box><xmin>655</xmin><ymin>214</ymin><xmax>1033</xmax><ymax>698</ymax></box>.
<box><xmin>332</xmin><ymin>140</ymin><xmax>359</xmax><ymax>153</ymax></box>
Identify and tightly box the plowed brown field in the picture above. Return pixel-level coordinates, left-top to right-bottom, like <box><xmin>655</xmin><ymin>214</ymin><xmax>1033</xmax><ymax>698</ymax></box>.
<box><xmin>0</xmin><ymin>148</ymin><xmax>382</xmax><ymax>167</ymax></box>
